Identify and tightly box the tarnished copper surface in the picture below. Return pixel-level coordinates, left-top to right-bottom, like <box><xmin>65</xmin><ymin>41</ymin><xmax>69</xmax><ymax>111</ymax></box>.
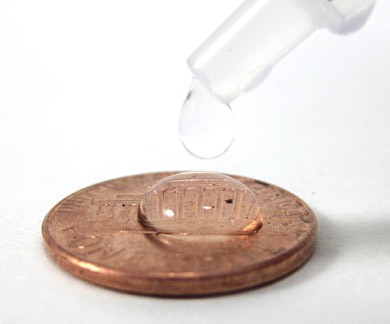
<box><xmin>42</xmin><ymin>172</ymin><xmax>317</xmax><ymax>296</ymax></box>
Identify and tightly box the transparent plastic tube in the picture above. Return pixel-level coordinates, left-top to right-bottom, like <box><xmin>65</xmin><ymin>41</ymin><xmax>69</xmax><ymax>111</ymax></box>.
<box><xmin>180</xmin><ymin>0</ymin><xmax>376</xmax><ymax>159</ymax></box>
<box><xmin>188</xmin><ymin>0</ymin><xmax>376</xmax><ymax>103</ymax></box>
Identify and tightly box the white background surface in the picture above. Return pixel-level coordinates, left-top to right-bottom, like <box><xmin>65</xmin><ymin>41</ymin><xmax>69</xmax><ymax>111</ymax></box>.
<box><xmin>1</xmin><ymin>0</ymin><xmax>389</xmax><ymax>323</ymax></box>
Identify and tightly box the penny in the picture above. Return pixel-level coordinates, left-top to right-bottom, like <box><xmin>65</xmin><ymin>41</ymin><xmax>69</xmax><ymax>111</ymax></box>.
<box><xmin>42</xmin><ymin>171</ymin><xmax>317</xmax><ymax>296</ymax></box>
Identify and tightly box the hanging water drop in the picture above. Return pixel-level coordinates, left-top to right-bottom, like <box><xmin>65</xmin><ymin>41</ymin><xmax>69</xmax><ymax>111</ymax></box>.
<box><xmin>179</xmin><ymin>79</ymin><xmax>235</xmax><ymax>159</ymax></box>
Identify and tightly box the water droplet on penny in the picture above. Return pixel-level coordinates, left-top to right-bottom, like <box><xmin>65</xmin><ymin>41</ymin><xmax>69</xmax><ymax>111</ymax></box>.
<box><xmin>138</xmin><ymin>172</ymin><xmax>263</xmax><ymax>235</ymax></box>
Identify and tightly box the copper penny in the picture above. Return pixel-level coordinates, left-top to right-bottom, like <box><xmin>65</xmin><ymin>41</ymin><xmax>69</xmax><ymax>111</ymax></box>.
<box><xmin>42</xmin><ymin>171</ymin><xmax>317</xmax><ymax>296</ymax></box>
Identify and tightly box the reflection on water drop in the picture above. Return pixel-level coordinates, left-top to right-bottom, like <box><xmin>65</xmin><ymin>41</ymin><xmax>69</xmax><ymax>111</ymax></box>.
<box><xmin>164</xmin><ymin>209</ymin><xmax>175</xmax><ymax>218</ymax></box>
<box><xmin>179</xmin><ymin>79</ymin><xmax>235</xmax><ymax>159</ymax></box>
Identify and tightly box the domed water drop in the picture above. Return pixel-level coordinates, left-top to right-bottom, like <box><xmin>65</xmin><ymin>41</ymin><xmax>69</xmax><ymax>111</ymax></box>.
<box><xmin>138</xmin><ymin>172</ymin><xmax>263</xmax><ymax>236</ymax></box>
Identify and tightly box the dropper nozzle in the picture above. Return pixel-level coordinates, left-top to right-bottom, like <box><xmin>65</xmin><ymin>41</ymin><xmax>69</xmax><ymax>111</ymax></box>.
<box><xmin>188</xmin><ymin>0</ymin><xmax>376</xmax><ymax>103</ymax></box>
